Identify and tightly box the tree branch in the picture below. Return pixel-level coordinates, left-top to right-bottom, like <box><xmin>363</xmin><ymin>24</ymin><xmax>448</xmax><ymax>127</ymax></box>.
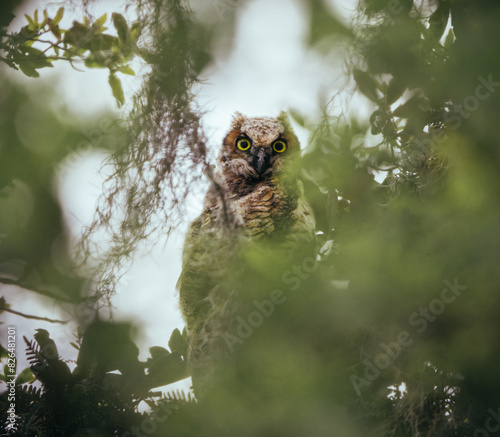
<box><xmin>0</xmin><ymin>304</ymin><xmax>69</xmax><ymax>324</ymax></box>
<box><xmin>0</xmin><ymin>277</ymin><xmax>75</xmax><ymax>303</ymax></box>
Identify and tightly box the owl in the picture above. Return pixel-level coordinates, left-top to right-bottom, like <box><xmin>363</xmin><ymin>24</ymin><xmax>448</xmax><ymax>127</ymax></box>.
<box><xmin>177</xmin><ymin>112</ymin><xmax>315</xmax><ymax>396</ymax></box>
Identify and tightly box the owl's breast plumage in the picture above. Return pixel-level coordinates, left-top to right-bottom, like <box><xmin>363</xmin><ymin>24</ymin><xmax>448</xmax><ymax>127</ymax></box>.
<box><xmin>222</xmin><ymin>175</ymin><xmax>296</xmax><ymax>238</ymax></box>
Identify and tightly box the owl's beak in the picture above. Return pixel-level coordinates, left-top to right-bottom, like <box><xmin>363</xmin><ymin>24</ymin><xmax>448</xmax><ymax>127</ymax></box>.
<box><xmin>252</xmin><ymin>147</ymin><xmax>271</xmax><ymax>177</ymax></box>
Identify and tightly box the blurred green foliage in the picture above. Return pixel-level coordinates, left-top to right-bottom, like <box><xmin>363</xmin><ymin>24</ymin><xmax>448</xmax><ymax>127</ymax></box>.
<box><xmin>0</xmin><ymin>73</ymin><xmax>128</xmax><ymax>306</ymax></box>
<box><xmin>1</xmin><ymin>0</ymin><xmax>500</xmax><ymax>436</ymax></box>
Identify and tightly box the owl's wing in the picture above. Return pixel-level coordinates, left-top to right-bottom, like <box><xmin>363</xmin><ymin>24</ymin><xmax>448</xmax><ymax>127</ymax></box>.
<box><xmin>177</xmin><ymin>203</ymin><xmax>239</xmax><ymax>396</ymax></box>
<box><xmin>177</xmin><ymin>208</ymin><xmax>215</xmax><ymax>328</ymax></box>
<box><xmin>282</xmin><ymin>181</ymin><xmax>317</xmax><ymax>253</ymax></box>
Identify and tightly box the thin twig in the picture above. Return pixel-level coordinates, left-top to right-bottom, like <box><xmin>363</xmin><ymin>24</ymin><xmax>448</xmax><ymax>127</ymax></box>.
<box><xmin>0</xmin><ymin>305</ymin><xmax>69</xmax><ymax>324</ymax></box>
<box><xmin>0</xmin><ymin>277</ymin><xmax>75</xmax><ymax>303</ymax></box>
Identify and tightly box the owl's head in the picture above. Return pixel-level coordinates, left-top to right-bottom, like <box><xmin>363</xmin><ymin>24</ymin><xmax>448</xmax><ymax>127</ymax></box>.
<box><xmin>219</xmin><ymin>112</ymin><xmax>300</xmax><ymax>181</ymax></box>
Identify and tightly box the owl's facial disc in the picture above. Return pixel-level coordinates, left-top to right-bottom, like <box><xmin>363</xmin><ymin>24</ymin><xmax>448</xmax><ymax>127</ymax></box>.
<box><xmin>252</xmin><ymin>147</ymin><xmax>271</xmax><ymax>177</ymax></box>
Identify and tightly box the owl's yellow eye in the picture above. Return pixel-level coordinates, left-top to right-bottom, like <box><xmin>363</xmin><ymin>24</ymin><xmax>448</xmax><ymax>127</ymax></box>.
<box><xmin>272</xmin><ymin>140</ymin><xmax>287</xmax><ymax>153</ymax></box>
<box><xmin>236</xmin><ymin>138</ymin><xmax>251</xmax><ymax>151</ymax></box>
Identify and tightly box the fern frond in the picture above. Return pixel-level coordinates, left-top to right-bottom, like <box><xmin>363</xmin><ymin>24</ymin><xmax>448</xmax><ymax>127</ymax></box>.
<box><xmin>23</xmin><ymin>336</ymin><xmax>46</xmax><ymax>369</ymax></box>
<box><xmin>164</xmin><ymin>389</ymin><xmax>196</xmax><ymax>403</ymax></box>
<box><xmin>20</xmin><ymin>383</ymin><xmax>43</xmax><ymax>398</ymax></box>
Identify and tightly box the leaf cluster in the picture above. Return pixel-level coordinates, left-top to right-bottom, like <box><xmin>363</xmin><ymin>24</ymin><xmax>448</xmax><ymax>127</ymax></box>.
<box><xmin>0</xmin><ymin>324</ymin><xmax>191</xmax><ymax>436</ymax></box>
<box><xmin>349</xmin><ymin>1</ymin><xmax>455</xmax><ymax>195</ymax></box>
<box><xmin>1</xmin><ymin>7</ymin><xmax>141</xmax><ymax>106</ymax></box>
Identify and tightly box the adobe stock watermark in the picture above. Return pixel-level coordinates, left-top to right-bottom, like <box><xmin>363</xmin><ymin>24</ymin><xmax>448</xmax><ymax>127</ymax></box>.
<box><xmin>410</xmin><ymin>74</ymin><xmax>500</xmax><ymax>155</ymax></box>
<box><xmin>350</xmin><ymin>278</ymin><xmax>467</xmax><ymax>396</ymax></box>
<box><xmin>223</xmin><ymin>256</ymin><xmax>318</xmax><ymax>352</ymax></box>
<box><xmin>5</xmin><ymin>326</ymin><xmax>17</xmax><ymax>432</ymax></box>
<box><xmin>444</xmin><ymin>75</ymin><xmax>500</xmax><ymax>129</ymax></box>
<box><xmin>473</xmin><ymin>406</ymin><xmax>500</xmax><ymax>437</ymax></box>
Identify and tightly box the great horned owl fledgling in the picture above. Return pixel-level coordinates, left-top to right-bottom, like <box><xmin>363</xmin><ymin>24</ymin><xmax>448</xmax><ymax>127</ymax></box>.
<box><xmin>177</xmin><ymin>112</ymin><xmax>315</xmax><ymax>395</ymax></box>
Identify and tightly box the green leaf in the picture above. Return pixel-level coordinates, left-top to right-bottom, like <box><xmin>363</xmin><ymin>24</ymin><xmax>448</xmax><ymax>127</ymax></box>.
<box><xmin>444</xmin><ymin>27</ymin><xmax>455</xmax><ymax>50</ymax></box>
<box><xmin>16</xmin><ymin>367</ymin><xmax>35</xmax><ymax>385</ymax></box>
<box><xmin>168</xmin><ymin>328</ymin><xmax>187</xmax><ymax>354</ymax></box>
<box><xmin>22</xmin><ymin>39</ymin><xmax>35</xmax><ymax>47</ymax></box>
<box><xmin>108</xmin><ymin>71</ymin><xmax>125</xmax><ymax>107</ymax></box>
<box><xmin>353</xmin><ymin>69</ymin><xmax>380</xmax><ymax>102</ymax></box>
<box><xmin>428</xmin><ymin>3</ymin><xmax>449</xmax><ymax>41</ymax></box>
<box><xmin>89</xmin><ymin>34</ymin><xmax>116</xmax><ymax>51</ymax></box>
<box><xmin>112</xmin><ymin>13</ymin><xmax>129</xmax><ymax>42</ymax></box>
<box><xmin>18</xmin><ymin>60</ymin><xmax>40</xmax><ymax>77</ymax></box>
<box><xmin>40</xmin><ymin>10</ymin><xmax>48</xmax><ymax>27</ymax></box>
<box><xmin>30</xmin><ymin>58</ymin><xmax>53</xmax><ymax>69</ymax></box>
<box><xmin>84</xmin><ymin>57</ymin><xmax>105</xmax><ymax>68</ymax></box>
<box><xmin>24</xmin><ymin>14</ymin><xmax>34</xmax><ymax>27</ymax></box>
<box><xmin>22</xmin><ymin>45</ymin><xmax>43</xmax><ymax>56</ymax></box>
<box><xmin>94</xmin><ymin>13</ymin><xmax>107</xmax><ymax>28</ymax></box>
<box><xmin>69</xmin><ymin>342</ymin><xmax>80</xmax><ymax>350</ymax></box>
<box><xmin>118</xmin><ymin>64</ymin><xmax>135</xmax><ymax>75</ymax></box>
<box><xmin>84</xmin><ymin>51</ymin><xmax>115</xmax><ymax>68</ymax></box>
<box><xmin>386</xmin><ymin>77</ymin><xmax>407</xmax><ymax>105</ymax></box>
<box><xmin>130</xmin><ymin>22</ymin><xmax>142</xmax><ymax>44</ymax></box>
<box><xmin>51</xmin><ymin>26</ymin><xmax>61</xmax><ymax>40</ymax></box>
<box><xmin>146</xmin><ymin>351</ymin><xmax>188</xmax><ymax>388</ymax></box>
<box><xmin>52</xmin><ymin>7</ymin><xmax>64</xmax><ymax>27</ymax></box>
<box><xmin>20</xmin><ymin>48</ymin><xmax>53</xmax><ymax>69</ymax></box>
<box><xmin>392</xmin><ymin>95</ymin><xmax>431</xmax><ymax>119</ymax></box>
<box><xmin>149</xmin><ymin>346</ymin><xmax>170</xmax><ymax>359</ymax></box>
<box><xmin>64</xmin><ymin>22</ymin><xmax>90</xmax><ymax>47</ymax></box>
<box><xmin>24</xmin><ymin>14</ymin><xmax>37</xmax><ymax>32</ymax></box>
<box><xmin>65</xmin><ymin>46</ymin><xmax>87</xmax><ymax>57</ymax></box>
